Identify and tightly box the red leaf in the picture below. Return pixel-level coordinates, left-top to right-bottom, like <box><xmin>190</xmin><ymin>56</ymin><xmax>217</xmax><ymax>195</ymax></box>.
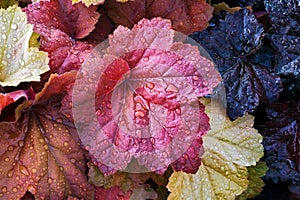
<box><xmin>0</xmin><ymin>72</ymin><xmax>94</xmax><ymax>199</ymax></box>
<box><xmin>0</xmin><ymin>88</ymin><xmax>35</xmax><ymax>115</ymax></box>
<box><xmin>23</xmin><ymin>0</ymin><xmax>99</xmax><ymax>73</ymax></box>
<box><xmin>72</xmin><ymin>18</ymin><xmax>221</xmax><ymax>175</ymax></box>
<box><xmin>104</xmin><ymin>0</ymin><xmax>213</xmax><ymax>34</ymax></box>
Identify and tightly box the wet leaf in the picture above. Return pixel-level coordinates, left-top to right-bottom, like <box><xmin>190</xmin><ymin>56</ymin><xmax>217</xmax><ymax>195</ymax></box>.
<box><xmin>264</xmin><ymin>0</ymin><xmax>300</xmax><ymax>78</ymax></box>
<box><xmin>0</xmin><ymin>72</ymin><xmax>94</xmax><ymax>199</ymax></box>
<box><xmin>72</xmin><ymin>18</ymin><xmax>221</xmax><ymax>175</ymax></box>
<box><xmin>23</xmin><ymin>0</ymin><xmax>99</xmax><ymax>73</ymax></box>
<box><xmin>236</xmin><ymin>161</ymin><xmax>268</xmax><ymax>200</ymax></box>
<box><xmin>167</xmin><ymin>99</ymin><xmax>264</xmax><ymax>200</ymax></box>
<box><xmin>191</xmin><ymin>8</ymin><xmax>282</xmax><ymax>120</ymax></box>
<box><xmin>104</xmin><ymin>0</ymin><xmax>213</xmax><ymax>34</ymax></box>
<box><xmin>0</xmin><ymin>5</ymin><xmax>49</xmax><ymax>86</ymax></box>
<box><xmin>257</xmin><ymin>100</ymin><xmax>300</xmax><ymax>194</ymax></box>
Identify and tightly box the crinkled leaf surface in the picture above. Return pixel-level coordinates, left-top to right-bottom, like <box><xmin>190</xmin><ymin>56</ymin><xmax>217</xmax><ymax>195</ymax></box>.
<box><xmin>257</xmin><ymin>100</ymin><xmax>300</xmax><ymax>193</ymax></box>
<box><xmin>0</xmin><ymin>72</ymin><xmax>94</xmax><ymax>199</ymax></box>
<box><xmin>72</xmin><ymin>18</ymin><xmax>221</xmax><ymax>175</ymax></box>
<box><xmin>264</xmin><ymin>0</ymin><xmax>300</xmax><ymax>77</ymax></box>
<box><xmin>191</xmin><ymin>8</ymin><xmax>282</xmax><ymax>120</ymax></box>
<box><xmin>167</xmin><ymin>99</ymin><xmax>264</xmax><ymax>200</ymax></box>
<box><xmin>23</xmin><ymin>0</ymin><xmax>99</xmax><ymax>73</ymax></box>
<box><xmin>0</xmin><ymin>5</ymin><xmax>49</xmax><ymax>86</ymax></box>
<box><xmin>236</xmin><ymin>161</ymin><xmax>268</xmax><ymax>200</ymax></box>
<box><xmin>104</xmin><ymin>0</ymin><xmax>213</xmax><ymax>34</ymax></box>
<box><xmin>95</xmin><ymin>186</ymin><xmax>131</xmax><ymax>200</ymax></box>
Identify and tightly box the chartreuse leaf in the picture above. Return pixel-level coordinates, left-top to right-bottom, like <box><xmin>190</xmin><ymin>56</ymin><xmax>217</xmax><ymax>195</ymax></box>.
<box><xmin>72</xmin><ymin>0</ymin><xmax>105</xmax><ymax>7</ymax></box>
<box><xmin>236</xmin><ymin>162</ymin><xmax>268</xmax><ymax>200</ymax></box>
<box><xmin>0</xmin><ymin>0</ymin><xmax>17</xmax><ymax>9</ymax></box>
<box><xmin>0</xmin><ymin>5</ymin><xmax>49</xmax><ymax>87</ymax></box>
<box><xmin>167</xmin><ymin>99</ymin><xmax>264</xmax><ymax>200</ymax></box>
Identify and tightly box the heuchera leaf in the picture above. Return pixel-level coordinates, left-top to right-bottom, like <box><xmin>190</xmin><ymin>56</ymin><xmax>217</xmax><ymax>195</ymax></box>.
<box><xmin>0</xmin><ymin>88</ymin><xmax>35</xmax><ymax>115</ymax></box>
<box><xmin>236</xmin><ymin>161</ymin><xmax>268</xmax><ymax>200</ymax></box>
<box><xmin>23</xmin><ymin>0</ymin><xmax>99</xmax><ymax>73</ymax></box>
<box><xmin>167</xmin><ymin>99</ymin><xmax>264</xmax><ymax>200</ymax></box>
<box><xmin>72</xmin><ymin>0</ymin><xmax>104</xmax><ymax>7</ymax></box>
<box><xmin>95</xmin><ymin>186</ymin><xmax>131</xmax><ymax>200</ymax></box>
<box><xmin>0</xmin><ymin>72</ymin><xmax>94</xmax><ymax>199</ymax></box>
<box><xmin>264</xmin><ymin>0</ymin><xmax>300</xmax><ymax>78</ymax></box>
<box><xmin>257</xmin><ymin>100</ymin><xmax>300</xmax><ymax>196</ymax></box>
<box><xmin>191</xmin><ymin>8</ymin><xmax>283</xmax><ymax>120</ymax></box>
<box><xmin>72</xmin><ymin>18</ymin><xmax>221</xmax><ymax>175</ymax></box>
<box><xmin>0</xmin><ymin>5</ymin><xmax>49</xmax><ymax>87</ymax></box>
<box><xmin>104</xmin><ymin>0</ymin><xmax>213</xmax><ymax>35</ymax></box>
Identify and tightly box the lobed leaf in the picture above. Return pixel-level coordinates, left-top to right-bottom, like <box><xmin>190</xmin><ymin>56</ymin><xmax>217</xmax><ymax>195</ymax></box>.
<box><xmin>0</xmin><ymin>5</ymin><xmax>49</xmax><ymax>86</ymax></box>
<box><xmin>167</xmin><ymin>99</ymin><xmax>264</xmax><ymax>200</ymax></box>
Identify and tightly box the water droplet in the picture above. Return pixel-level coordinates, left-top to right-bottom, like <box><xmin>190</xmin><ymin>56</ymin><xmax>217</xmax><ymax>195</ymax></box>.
<box><xmin>63</xmin><ymin>142</ymin><xmax>69</xmax><ymax>146</ymax></box>
<box><xmin>11</xmin><ymin>24</ymin><xmax>17</xmax><ymax>30</ymax></box>
<box><xmin>192</xmin><ymin>75</ymin><xmax>199</xmax><ymax>81</ymax></box>
<box><xmin>32</xmin><ymin>168</ymin><xmax>37</xmax><ymax>174</ymax></box>
<box><xmin>176</xmin><ymin>60</ymin><xmax>182</xmax><ymax>64</ymax></box>
<box><xmin>143</xmin><ymin>57</ymin><xmax>149</xmax><ymax>62</ymax></box>
<box><xmin>4</xmin><ymin>157</ymin><xmax>10</xmax><ymax>162</ymax></box>
<box><xmin>19</xmin><ymin>165</ymin><xmax>30</xmax><ymax>176</ymax></box>
<box><xmin>146</xmin><ymin>82</ymin><xmax>155</xmax><ymax>89</ymax></box>
<box><xmin>1</xmin><ymin>187</ymin><xmax>7</xmax><ymax>193</ymax></box>
<box><xmin>165</xmin><ymin>84</ymin><xmax>178</xmax><ymax>93</ymax></box>
<box><xmin>7</xmin><ymin>169</ymin><xmax>14</xmax><ymax>177</ymax></box>
<box><xmin>12</xmin><ymin>187</ymin><xmax>18</xmax><ymax>193</ymax></box>
<box><xmin>18</xmin><ymin>141</ymin><xmax>24</xmax><ymax>147</ymax></box>
<box><xmin>135</xmin><ymin>111</ymin><xmax>145</xmax><ymax>117</ymax></box>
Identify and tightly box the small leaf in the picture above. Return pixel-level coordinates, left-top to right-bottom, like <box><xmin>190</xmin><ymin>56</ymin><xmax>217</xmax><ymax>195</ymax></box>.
<box><xmin>236</xmin><ymin>161</ymin><xmax>268</xmax><ymax>200</ymax></box>
<box><xmin>72</xmin><ymin>0</ymin><xmax>105</xmax><ymax>7</ymax></box>
<box><xmin>0</xmin><ymin>5</ymin><xmax>49</xmax><ymax>86</ymax></box>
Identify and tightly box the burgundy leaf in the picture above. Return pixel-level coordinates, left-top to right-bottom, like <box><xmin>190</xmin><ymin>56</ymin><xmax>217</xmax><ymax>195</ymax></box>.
<box><xmin>104</xmin><ymin>0</ymin><xmax>213</xmax><ymax>35</ymax></box>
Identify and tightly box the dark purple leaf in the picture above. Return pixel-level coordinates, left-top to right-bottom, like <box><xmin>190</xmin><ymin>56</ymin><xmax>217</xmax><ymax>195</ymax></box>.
<box><xmin>191</xmin><ymin>8</ymin><xmax>282</xmax><ymax>120</ymax></box>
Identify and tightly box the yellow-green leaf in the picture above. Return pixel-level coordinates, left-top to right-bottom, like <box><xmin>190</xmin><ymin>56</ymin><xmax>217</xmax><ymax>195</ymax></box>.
<box><xmin>0</xmin><ymin>5</ymin><xmax>49</xmax><ymax>87</ymax></box>
<box><xmin>167</xmin><ymin>99</ymin><xmax>264</xmax><ymax>200</ymax></box>
<box><xmin>236</xmin><ymin>162</ymin><xmax>268</xmax><ymax>200</ymax></box>
<box><xmin>0</xmin><ymin>0</ymin><xmax>17</xmax><ymax>9</ymax></box>
<box><xmin>72</xmin><ymin>0</ymin><xmax>105</xmax><ymax>7</ymax></box>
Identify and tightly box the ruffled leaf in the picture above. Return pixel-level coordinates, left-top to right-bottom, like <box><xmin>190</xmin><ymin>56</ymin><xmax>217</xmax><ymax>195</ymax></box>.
<box><xmin>191</xmin><ymin>8</ymin><xmax>282</xmax><ymax>120</ymax></box>
<box><xmin>104</xmin><ymin>0</ymin><xmax>213</xmax><ymax>34</ymax></box>
<box><xmin>0</xmin><ymin>72</ymin><xmax>94</xmax><ymax>199</ymax></box>
<box><xmin>167</xmin><ymin>99</ymin><xmax>264</xmax><ymax>200</ymax></box>
<box><xmin>72</xmin><ymin>18</ymin><xmax>221</xmax><ymax>175</ymax></box>
<box><xmin>264</xmin><ymin>0</ymin><xmax>300</xmax><ymax>78</ymax></box>
<box><xmin>23</xmin><ymin>0</ymin><xmax>99</xmax><ymax>73</ymax></box>
<box><xmin>257</xmin><ymin>100</ymin><xmax>300</xmax><ymax>195</ymax></box>
<box><xmin>0</xmin><ymin>5</ymin><xmax>49</xmax><ymax>86</ymax></box>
